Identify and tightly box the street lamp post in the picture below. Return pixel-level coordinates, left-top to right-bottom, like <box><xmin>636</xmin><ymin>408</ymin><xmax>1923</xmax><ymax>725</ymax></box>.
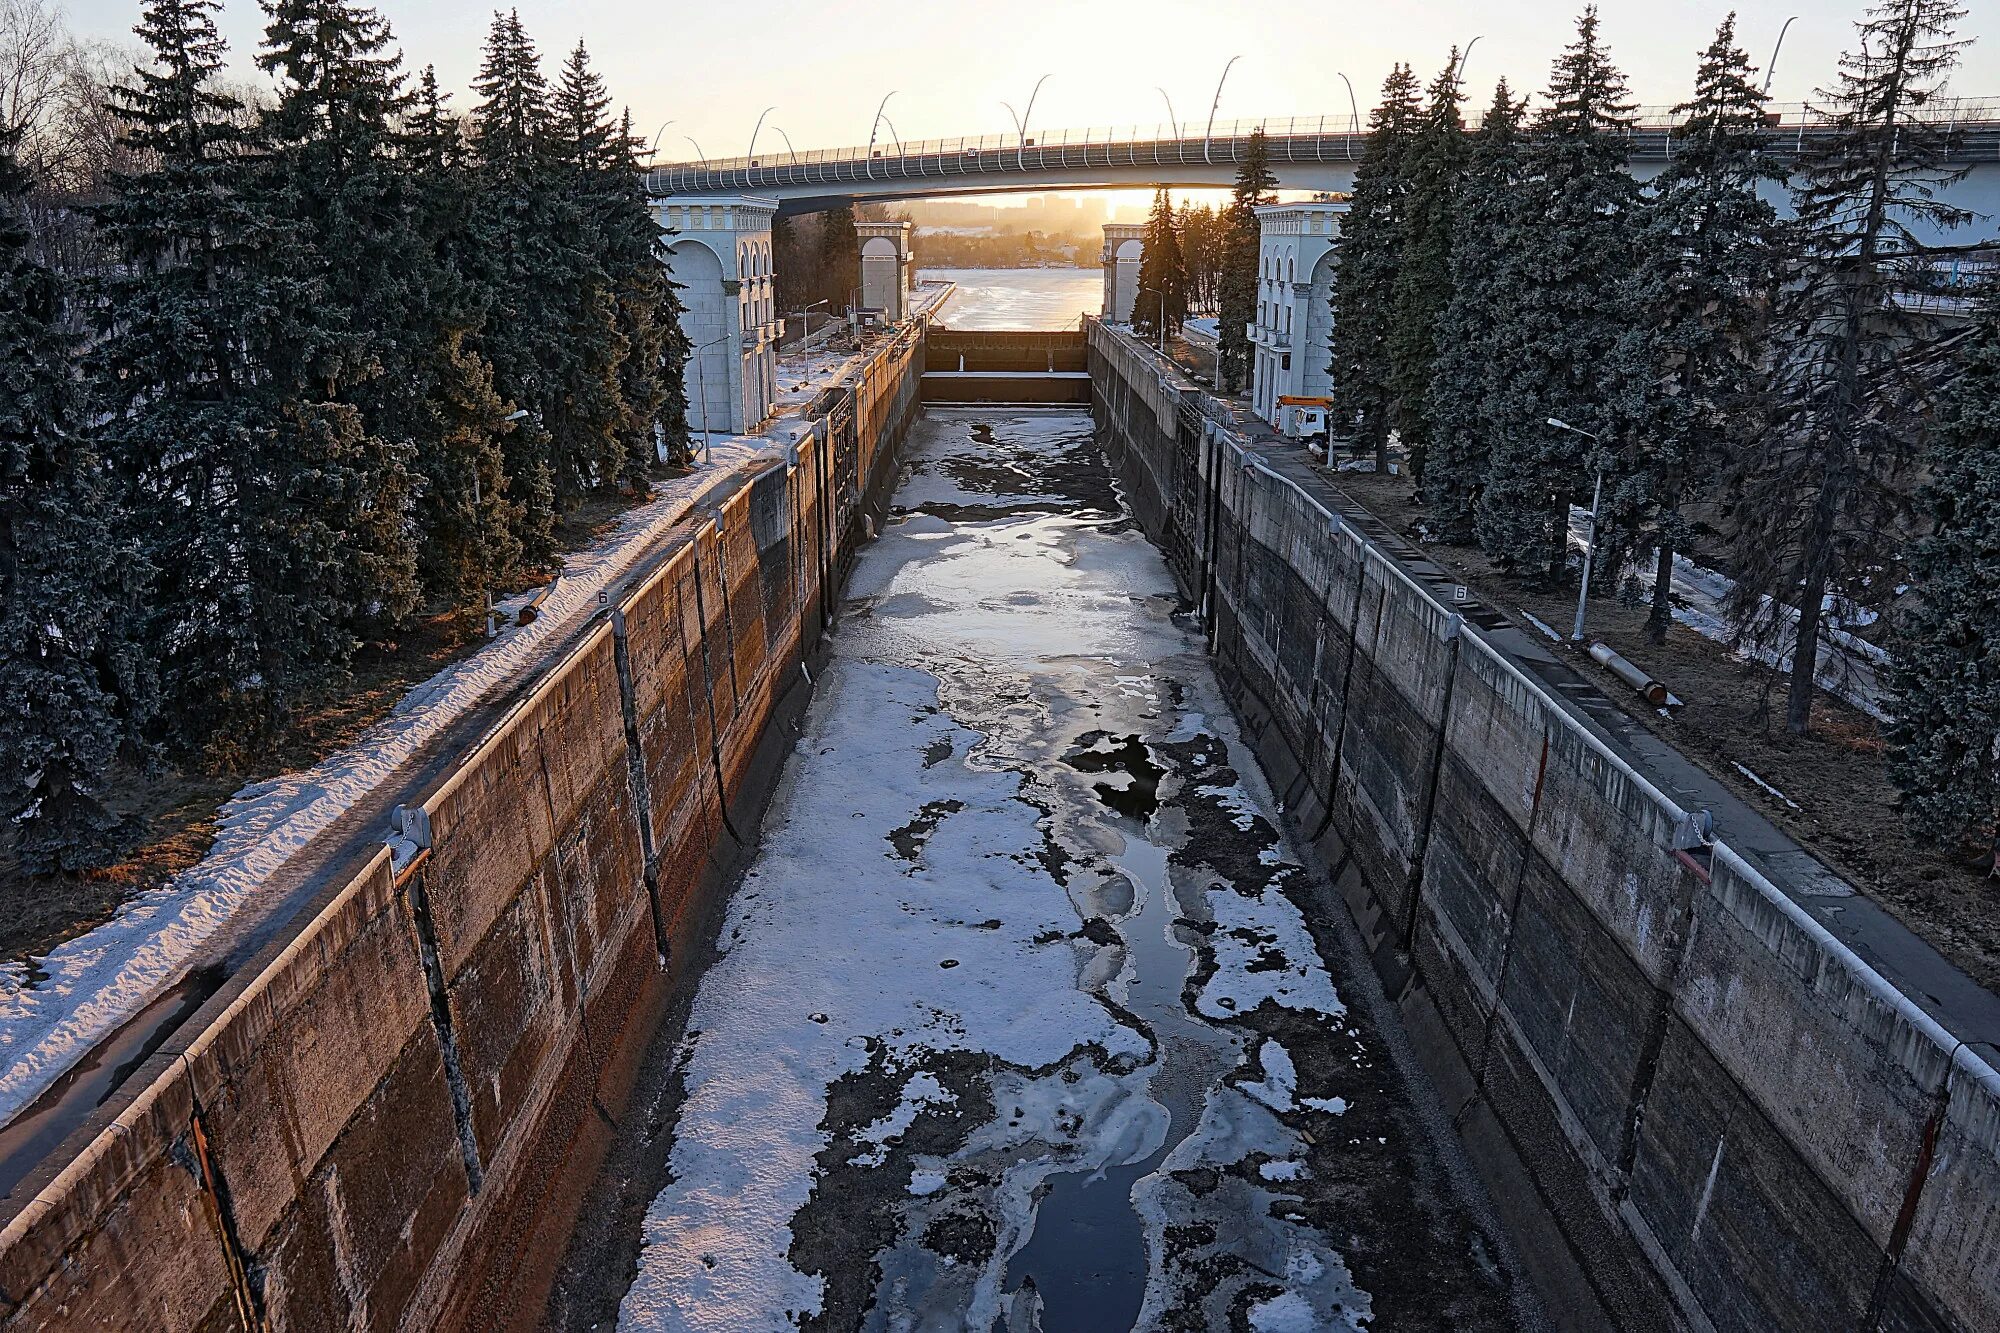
<box><xmin>1548</xmin><ymin>417</ymin><xmax>1605</xmax><ymax>642</ymax></box>
<box><xmin>1003</xmin><ymin>74</ymin><xmax>1052</xmax><ymax>170</ymax></box>
<box><xmin>1337</xmin><ymin>72</ymin><xmax>1359</xmax><ymax>160</ymax></box>
<box><xmin>1156</xmin><ymin>86</ymin><xmax>1180</xmax><ymax>139</ymax></box>
<box><xmin>1764</xmin><ymin>16</ymin><xmax>1799</xmax><ymax>96</ymax></box>
<box><xmin>866</xmin><ymin>91</ymin><xmax>898</xmax><ymax>180</ymax></box>
<box><xmin>1452</xmin><ymin>36</ymin><xmax>1483</xmax><ymax>89</ymax></box>
<box><xmin>647</xmin><ymin>119</ymin><xmax>676</xmax><ymax>165</ymax></box>
<box><xmin>1204</xmin><ymin>55</ymin><xmax>1241</xmax><ymax>164</ymax></box>
<box><xmin>683</xmin><ymin>135</ymin><xmax>708</xmax><ymax>167</ymax></box>
<box><xmin>747</xmin><ymin>106</ymin><xmax>776</xmax><ymax>162</ymax></box>
<box><xmin>792</xmin><ymin>298</ymin><xmax>829</xmax><ymax>385</ymax></box>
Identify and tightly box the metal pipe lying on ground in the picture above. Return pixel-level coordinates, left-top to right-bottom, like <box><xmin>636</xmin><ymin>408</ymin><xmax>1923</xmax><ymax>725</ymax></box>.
<box><xmin>1589</xmin><ymin>640</ymin><xmax>1670</xmax><ymax>706</ymax></box>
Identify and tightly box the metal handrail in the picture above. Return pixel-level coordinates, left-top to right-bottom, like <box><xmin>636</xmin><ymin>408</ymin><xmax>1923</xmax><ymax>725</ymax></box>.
<box><xmin>647</xmin><ymin>99</ymin><xmax>2000</xmax><ymax>194</ymax></box>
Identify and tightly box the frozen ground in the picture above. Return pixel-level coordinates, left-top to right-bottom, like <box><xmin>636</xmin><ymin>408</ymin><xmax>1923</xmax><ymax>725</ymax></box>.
<box><xmin>614</xmin><ymin>409</ymin><xmax>1518</xmax><ymax>1331</ymax></box>
<box><xmin>0</xmin><ymin>327</ymin><xmax>931</xmax><ymax>1138</ymax></box>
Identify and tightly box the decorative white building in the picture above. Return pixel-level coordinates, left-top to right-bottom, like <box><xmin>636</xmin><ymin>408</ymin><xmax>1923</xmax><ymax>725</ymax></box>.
<box><xmin>857</xmin><ymin>220</ymin><xmax>914</xmax><ymax>322</ymax></box>
<box><xmin>654</xmin><ymin>195</ymin><xmax>780</xmax><ymax>440</ymax></box>
<box><xmin>1101</xmin><ymin>222</ymin><xmax>1144</xmax><ymax>323</ymax></box>
<box><xmin>1248</xmin><ymin>198</ymin><xmax>1347</xmax><ymax>426</ymax></box>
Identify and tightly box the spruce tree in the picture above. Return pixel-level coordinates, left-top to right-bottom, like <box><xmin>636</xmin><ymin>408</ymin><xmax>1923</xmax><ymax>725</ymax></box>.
<box><xmin>1423</xmin><ymin>82</ymin><xmax>1526</xmax><ymax>542</ymax></box>
<box><xmin>545</xmin><ymin>39</ymin><xmax>631</xmax><ymax>500</ymax></box>
<box><xmin>1727</xmin><ymin>0</ymin><xmax>1969</xmax><ymax>734</ymax></box>
<box><xmin>469</xmin><ymin>8</ymin><xmax>558</xmax><ymax>564</ymax></box>
<box><xmin>609</xmin><ymin>108</ymin><xmax>692</xmax><ymax>474</ymax></box>
<box><xmin>0</xmin><ymin>123</ymin><xmax>150</xmax><ymax>871</ymax></box>
<box><xmin>1386</xmin><ymin>51</ymin><xmax>1464</xmax><ymax>486</ymax></box>
<box><xmin>402</xmin><ymin>65</ymin><xmax>525</xmax><ymax>604</ymax></box>
<box><xmin>1629</xmin><ymin>15</ymin><xmax>1783</xmax><ymax>642</ymax></box>
<box><xmin>1133</xmin><ymin>186</ymin><xmax>1187</xmax><ymax>340</ymax></box>
<box><xmin>1329</xmin><ymin>63</ymin><xmax>1421</xmax><ymax>471</ymax></box>
<box><xmin>1887</xmin><ymin>285</ymin><xmax>2000</xmax><ymax>848</ymax></box>
<box><xmin>1474</xmin><ymin>6</ymin><xmax>1642</xmax><ymax>581</ymax></box>
<box><xmin>1216</xmin><ymin>128</ymin><xmax>1276</xmax><ymax>394</ymax></box>
<box><xmin>94</xmin><ymin>0</ymin><xmax>367</xmax><ymax>747</ymax></box>
<box><xmin>253</xmin><ymin>0</ymin><xmax>421</xmax><ymax>639</ymax></box>
<box><xmin>817</xmin><ymin>204</ymin><xmax>859</xmax><ymax>311</ymax></box>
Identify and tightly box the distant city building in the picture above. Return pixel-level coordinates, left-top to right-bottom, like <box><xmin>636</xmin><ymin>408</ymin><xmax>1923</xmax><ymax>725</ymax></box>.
<box><xmin>1101</xmin><ymin>222</ymin><xmax>1144</xmax><ymax>324</ymax></box>
<box><xmin>858</xmin><ymin>219</ymin><xmax>914</xmax><ymax>321</ymax></box>
<box><xmin>1249</xmin><ymin>199</ymin><xmax>1347</xmax><ymax>426</ymax></box>
<box><xmin>656</xmin><ymin>195</ymin><xmax>779</xmax><ymax>439</ymax></box>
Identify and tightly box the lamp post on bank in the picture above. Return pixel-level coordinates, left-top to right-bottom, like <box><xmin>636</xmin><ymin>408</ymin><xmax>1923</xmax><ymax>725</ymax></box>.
<box><xmin>1547</xmin><ymin>416</ymin><xmax>1605</xmax><ymax>642</ymax></box>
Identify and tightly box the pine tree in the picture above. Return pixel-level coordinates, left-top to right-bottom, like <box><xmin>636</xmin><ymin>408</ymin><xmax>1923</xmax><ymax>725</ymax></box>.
<box><xmin>0</xmin><ymin>123</ymin><xmax>150</xmax><ymax>871</ymax></box>
<box><xmin>1474</xmin><ymin>6</ymin><xmax>1642</xmax><ymax>581</ymax></box>
<box><xmin>1629</xmin><ymin>15</ymin><xmax>1783</xmax><ymax>642</ymax></box>
<box><xmin>1133</xmin><ymin>187</ymin><xmax>1187</xmax><ymax>340</ymax></box>
<box><xmin>94</xmin><ymin>0</ymin><xmax>367</xmax><ymax>747</ymax></box>
<box><xmin>1726</xmin><ymin>0</ymin><xmax>1969</xmax><ymax>734</ymax></box>
<box><xmin>1216</xmin><ymin>128</ymin><xmax>1276</xmax><ymax>394</ymax></box>
<box><xmin>1329</xmin><ymin>63</ymin><xmax>1421</xmax><ymax>471</ymax></box>
<box><xmin>1423</xmin><ymin>82</ymin><xmax>1526</xmax><ymax>542</ymax></box>
<box><xmin>1386</xmin><ymin>51</ymin><xmax>1465</xmax><ymax>485</ymax></box>
<box><xmin>1886</xmin><ymin>285</ymin><xmax>2000</xmax><ymax>848</ymax></box>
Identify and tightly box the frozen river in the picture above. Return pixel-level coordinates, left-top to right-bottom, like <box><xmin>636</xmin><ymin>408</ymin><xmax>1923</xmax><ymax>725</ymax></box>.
<box><xmin>923</xmin><ymin>268</ymin><xmax>1101</xmax><ymax>330</ymax></box>
<box><xmin>606</xmin><ymin>409</ymin><xmax>1522</xmax><ymax>1331</ymax></box>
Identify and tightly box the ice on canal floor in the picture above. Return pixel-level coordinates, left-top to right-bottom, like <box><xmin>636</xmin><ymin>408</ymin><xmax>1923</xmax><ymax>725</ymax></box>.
<box><xmin>617</xmin><ymin>410</ymin><xmax>1373</xmax><ymax>1332</ymax></box>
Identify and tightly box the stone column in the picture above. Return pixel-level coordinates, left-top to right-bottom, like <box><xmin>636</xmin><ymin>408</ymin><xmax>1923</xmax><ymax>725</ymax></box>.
<box><xmin>1101</xmin><ymin>222</ymin><xmax>1144</xmax><ymax>323</ymax></box>
<box><xmin>654</xmin><ymin>195</ymin><xmax>781</xmax><ymax>441</ymax></box>
<box><xmin>857</xmin><ymin>220</ymin><xmax>913</xmax><ymax>322</ymax></box>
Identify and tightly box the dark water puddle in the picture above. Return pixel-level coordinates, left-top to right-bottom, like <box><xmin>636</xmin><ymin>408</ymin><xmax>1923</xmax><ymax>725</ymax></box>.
<box><xmin>0</xmin><ymin>962</ymin><xmax>225</xmax><ymax>1200</ymax></box>
<box><xmin>1004</xmin><ymin>835</ymin><xmax>1239</xmax><ymax>1331</ymax></box>
<box><xmin>1064</xmin><ymin>733</ymin><xmax>1165</xmax><ymax>824</ymax></box>
<box><xmin>888</xmin><ymin>799</ymin><xmax>967</xmax><ymax>863</ymax></box>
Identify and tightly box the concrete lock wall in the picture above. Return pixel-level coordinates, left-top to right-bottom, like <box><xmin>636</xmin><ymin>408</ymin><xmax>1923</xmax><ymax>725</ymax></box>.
<box><xmin>1086</xmin><ymin>319</ymin><xmax>2000</xmax><ymax>1333</ymax></box>
<box><xmin>0</xmin><ymin>321</ymin><xmax>928</xmax><ymax>1333</ymax></box>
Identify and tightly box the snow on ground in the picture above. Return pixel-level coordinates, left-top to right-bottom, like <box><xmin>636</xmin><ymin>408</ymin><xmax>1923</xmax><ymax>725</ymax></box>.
<box><xmin>0</xmin><ymin>333</ymin><xmax>912</xmax><ymax>1133</ymax></box>
<box><xmin>1565</xmin><ymin>508</ymin><xmax>1889</xmax><ymax>718</ymax></box>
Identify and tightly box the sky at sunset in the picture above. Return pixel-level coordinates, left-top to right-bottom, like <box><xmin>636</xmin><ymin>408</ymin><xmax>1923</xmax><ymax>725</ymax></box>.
<box><xmin>55</xmin><ymin>0</ymin><xmax>2000</xmax><ymax>170</ymax></box>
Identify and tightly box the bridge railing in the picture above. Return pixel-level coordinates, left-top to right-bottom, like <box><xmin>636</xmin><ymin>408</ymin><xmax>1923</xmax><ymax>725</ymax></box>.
<box><xmin>647</xmin><ymin>98</ymin><xmax>2000</xmax><ymax>195</ymax></box>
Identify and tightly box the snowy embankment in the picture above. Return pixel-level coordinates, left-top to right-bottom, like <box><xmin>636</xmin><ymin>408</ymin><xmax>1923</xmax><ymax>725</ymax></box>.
<box><xmin>0</xmin><ymin>336</ymin><xmax>901</xmax><ymax>1132</ymax></box>
<box><xmin>1565</xmin><ymin>508</ymin><xmax>1890</xmax><ymax>718</ymax></box>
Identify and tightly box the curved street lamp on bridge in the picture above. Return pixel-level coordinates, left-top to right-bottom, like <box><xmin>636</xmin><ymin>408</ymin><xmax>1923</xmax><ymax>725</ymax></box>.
<box><xmin>1003</xmin><ymin>74</ymin><xmax>1054</xmax><ymax>171</ymax></box>
<box><xmin>866</xmin><ymin>90</ymin><xmax>898</xmax><ymax>180</ymax></box>
<box><xmin>747</xmin><ymin>106</ymin><xmax>776</xmax><ymax>162</ymax></box>
<box><xmin>1203</xmin><ymin>54</ymin><xmax>1241</xmax><ymax>164</ymax></box>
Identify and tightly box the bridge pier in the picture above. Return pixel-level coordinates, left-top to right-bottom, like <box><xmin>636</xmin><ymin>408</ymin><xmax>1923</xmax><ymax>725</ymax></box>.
<box><xmin>1248</xmin><ymin>199</ymin><xmax>1345</xmax><ymax>427</ymax></box>
<box><xmin>656</xmin><ymin>195</ymin><xmax>780</xmax><ymax>440</ymax></box>
<box><xmin>1101</xmin><ymin>222</ymin><xmax>1143</xmax><ymax>323</ymax></box>
<box><xmin>858</xmin><ymin>219</ymin><xmax>914</xmax><ymax>322</ymax></box>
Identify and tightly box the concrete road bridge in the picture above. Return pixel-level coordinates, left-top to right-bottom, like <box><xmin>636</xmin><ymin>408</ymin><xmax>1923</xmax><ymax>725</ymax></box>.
<box><xmin>647</xmin><ymin>101</ymin><xmax>2000</xmax><ymax>235</ymax></box>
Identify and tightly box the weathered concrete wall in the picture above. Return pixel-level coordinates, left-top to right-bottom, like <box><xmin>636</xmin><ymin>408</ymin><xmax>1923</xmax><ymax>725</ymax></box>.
<box><xmin>1088</xmin><ymin>319</ymin><xmax>2000</xmax><ymax>1333</ymax></box>
<box><xmin>0</xmin><ymin>322</ymin><xmax>928</xmax><ymax>1332</ymax></box>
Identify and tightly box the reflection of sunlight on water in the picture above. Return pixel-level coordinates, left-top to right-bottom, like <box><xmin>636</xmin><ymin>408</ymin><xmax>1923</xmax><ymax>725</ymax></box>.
<box><xmin>922</xmin><ymin>267</ymin><xmax>1100</xmax><ymax>330</ymax></box>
